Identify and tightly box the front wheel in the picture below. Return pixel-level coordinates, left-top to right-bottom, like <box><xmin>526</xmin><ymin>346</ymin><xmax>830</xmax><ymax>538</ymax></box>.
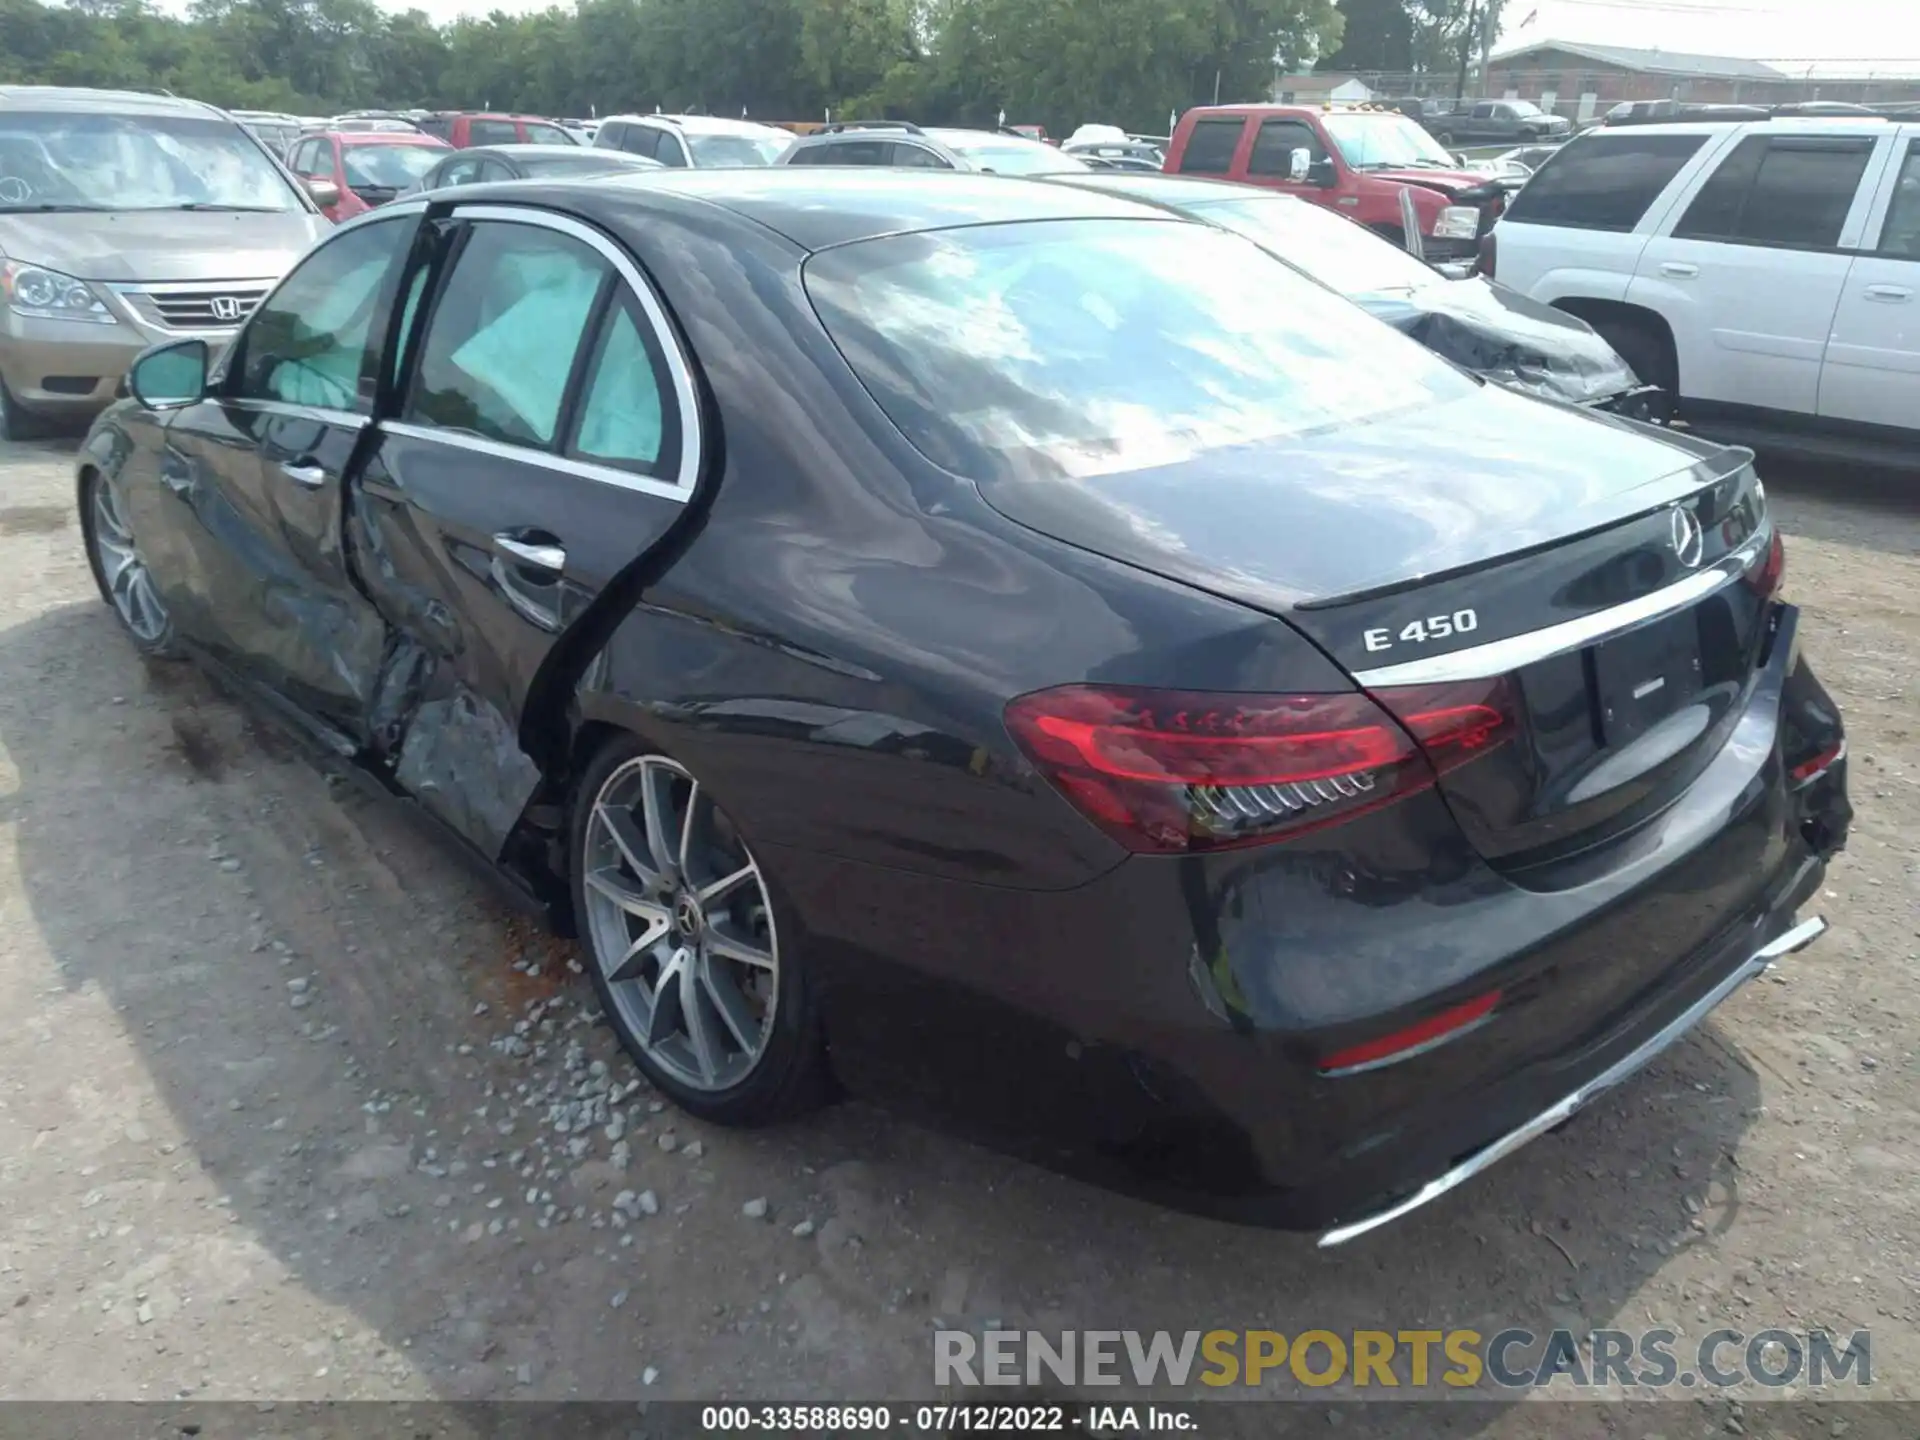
<box><xmin>79</xmin><ymin>467</ymin><xmax>180</xmax><ymax>657</ymax></box>
<box><xmin>570</xmin><ymin>736</ymin><xmax>828</xmax><ymax>1125</ymax></box>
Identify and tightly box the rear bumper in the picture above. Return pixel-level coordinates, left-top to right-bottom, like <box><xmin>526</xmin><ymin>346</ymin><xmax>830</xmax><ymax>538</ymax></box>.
<box><xmin>1318</xmin><ymin>910</ymin><xmax>1827</xmax><ymax>1245</ymax></box>
<box><xmin>781</xmin><ymin>612</ymin><xmax>1849</xmax><ymax>1240</ymax></box>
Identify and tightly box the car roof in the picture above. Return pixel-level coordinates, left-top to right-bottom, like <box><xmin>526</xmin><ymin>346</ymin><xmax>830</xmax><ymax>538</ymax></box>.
<box><xmin>603</xmin><ymin>113</ymin><xmax>792</xmax><ymax>138</ymax></box>
<box><xmin>0</xmin><ymin>85</ymin><xmax>222</xmax><ymax>118</ymax></box>
<box><xmin>337</xmin><ymin>130</ymin><xmax>446</xmax><ymax>145</ymax></box>
<box><xmin>924</xmin><ymin>127</ymin><xmax>1043</xmax><ymax>145</ymax></box>
<box><xmin>462</xmin><ymin>143</ymin><xmax>631</xmax><ymax>159</ymax></box>
<box><xmin>1044</xmin><ymin>171</ymin><xmax>1287</xmax><ymax>204</ymax></box>
<box><xmin>1587</xmin><ymin>116</ymin><xmax>1893</xmax><ymax>137</ymax></box>
<box><xmin>523</xmin><ymin>167</ymin><xmax>1181</xmax><ymax>252</ymax></box>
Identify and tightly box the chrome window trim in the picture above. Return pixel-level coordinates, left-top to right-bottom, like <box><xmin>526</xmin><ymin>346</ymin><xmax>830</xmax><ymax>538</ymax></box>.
<box><xmin>225</xmin><ymin>398</ymin><xmax>371</xmax><ymax>431</ymax></box>
<box><xmin>380</xmin><ymin>421</ymin><xmax>689</xmax><ymax>503</ymax></box>
<box><xmin>430</xmin><ymin>202</ymin><xmax>703</xmax><ymax>495</ymax></box>
<box><xmin>1351</xmin><ymin>522</ymin><xmax>1772</xmax><ymax>688</ymax></box>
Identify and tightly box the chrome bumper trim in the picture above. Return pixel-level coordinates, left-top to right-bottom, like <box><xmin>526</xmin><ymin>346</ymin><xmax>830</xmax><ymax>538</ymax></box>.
<box><xmin>1317</xmin><ymin>914</ymin><xmax>1828</xmax><ymax>1248</ymax></box>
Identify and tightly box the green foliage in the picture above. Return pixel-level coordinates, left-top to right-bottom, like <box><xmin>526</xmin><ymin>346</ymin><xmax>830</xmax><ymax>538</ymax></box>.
<box><xmin>0</xmin><ymin>0</ymin><xmax>1344</xmax><ymax>129</ymax></box>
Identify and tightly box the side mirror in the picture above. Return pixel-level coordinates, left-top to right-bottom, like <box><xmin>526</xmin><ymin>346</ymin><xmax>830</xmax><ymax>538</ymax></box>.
<box><xmin>1289</xmin><ymin>147</ymin><xmax>1312</xmax><ymax>182</ymax></box>
<box><xmin>128</xmin><ymin>339</ymin><xmax>209</xmax><ymax>411</ymax></box>
<box><xmin>304</xmin><ymin>177</ymin><xmax>341</xmax><ymax>209</ymax></box>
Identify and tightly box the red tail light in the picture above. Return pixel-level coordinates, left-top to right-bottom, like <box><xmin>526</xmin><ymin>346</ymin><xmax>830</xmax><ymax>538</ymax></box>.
<box><xmin>1004</xmin><ymin>681</ymin><xmax>1514</xmax><ymax>854</ymax></box>
<box><xmin>1746</xmin><ymin>528</ymin><xmax>1785</xmax><ymax>599</ymax></box>
<box><xmin>1373</xmin><ymin>677</ymin><xmax>1516</xmax><ymax>776</ymax></box>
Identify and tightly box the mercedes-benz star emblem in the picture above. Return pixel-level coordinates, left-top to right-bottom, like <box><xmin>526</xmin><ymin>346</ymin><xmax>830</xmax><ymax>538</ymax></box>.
<box><xmin>209</xmin><ymin>295</ymin><xmax>243</xmax><ymax>323</ymax></box>
<box><xmin>1669</xmin><ymin>506</ymin><xmax>1705</xmax><ymax>570</ymax></box>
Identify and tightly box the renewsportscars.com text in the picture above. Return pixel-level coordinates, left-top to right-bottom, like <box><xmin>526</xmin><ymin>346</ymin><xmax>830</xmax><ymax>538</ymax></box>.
<box><xmin>934</xmin><ymin>1327</ymin><xmax>1872</xmax><ymax>1391</ymax></box>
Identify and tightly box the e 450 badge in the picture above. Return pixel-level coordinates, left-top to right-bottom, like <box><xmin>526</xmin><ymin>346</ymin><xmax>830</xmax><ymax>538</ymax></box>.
<box><xmin>1364</xmin><ymin>608</ymin><xmax>1480</xmax><ymax>653</ymax></box>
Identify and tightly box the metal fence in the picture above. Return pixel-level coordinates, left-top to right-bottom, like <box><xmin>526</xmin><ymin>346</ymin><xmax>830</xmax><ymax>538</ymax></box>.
<box><xmin>1325</xmin><ymin>67</ymin><xmax>1920</xmax><ymax>124</ymax></box>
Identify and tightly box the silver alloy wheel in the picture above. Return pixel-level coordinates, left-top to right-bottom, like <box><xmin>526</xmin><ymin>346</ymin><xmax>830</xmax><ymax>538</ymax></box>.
<box><xmin>89</xmin><ymin>474</ymin><xmax>169</xmax><ymax>643</ymax></box>
<box><xmin>582</xmin><ymin>754</ymin><xmax>779</xmax><ymax>1092</ymax></box>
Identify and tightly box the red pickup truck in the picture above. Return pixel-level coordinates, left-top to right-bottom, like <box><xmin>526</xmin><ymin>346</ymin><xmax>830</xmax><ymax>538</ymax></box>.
<box><xmin>1163</xmin><ymin>103</ymin><xmax>1506</xmax><ymax>264</ymax></box>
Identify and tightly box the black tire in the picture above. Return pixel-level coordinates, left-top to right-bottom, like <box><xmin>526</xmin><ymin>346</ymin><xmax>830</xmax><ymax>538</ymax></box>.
<box><xmin>78</xmin><ymin>466</ymin><xmax>182</xmax><ymax>659</ymax></box>
<box><xmin>1592</xmin><ymin>317</ymin><xmax>1678</xmax><ymax>399</ymax></box>
<box><xmin>1436</xmin><ymin>131</ymin><xmax>1455</xmax><ymax>147</ymax></box>
<box><xmin>569</xmin><ymin>730</ymin><xmax>830</xmax><ymax>1126</ymax></box>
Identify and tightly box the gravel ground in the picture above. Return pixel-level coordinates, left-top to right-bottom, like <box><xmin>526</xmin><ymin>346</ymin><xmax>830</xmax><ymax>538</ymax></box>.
<box><xmin>0</xmin><ymin>435</ymin><xmax>1914</xmax><ymax>1431</ymax></box>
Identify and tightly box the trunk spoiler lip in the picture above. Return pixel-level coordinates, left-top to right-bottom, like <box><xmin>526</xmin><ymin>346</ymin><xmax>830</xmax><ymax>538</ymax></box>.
<box><xmin>1351</xmin><ymin>515</ymin><xmax>1772</xmax><ymax>689</ymax></box>
<box><xmin>1293</xmin><ymin>441</ymin><xmax>1758</xmax><ymax>613</ymax></box>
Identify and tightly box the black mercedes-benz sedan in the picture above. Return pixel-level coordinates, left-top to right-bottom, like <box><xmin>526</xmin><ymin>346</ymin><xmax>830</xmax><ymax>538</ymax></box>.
<box><xmin>76</xmin><ymin>170</ymin><xmax>1852</xmax><ymax>1245</ymax></box>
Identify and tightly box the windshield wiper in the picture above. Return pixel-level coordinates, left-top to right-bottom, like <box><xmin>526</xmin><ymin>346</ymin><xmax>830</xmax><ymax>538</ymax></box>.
<box><xmin>155</xmin><ymin>202</ymin><xmax>291</xmax><ymax>212</ymax></box>
<box><xmin>0</xmin><ymin>202</ymin><xmax>112</xmax><ymax>212</ymax></box>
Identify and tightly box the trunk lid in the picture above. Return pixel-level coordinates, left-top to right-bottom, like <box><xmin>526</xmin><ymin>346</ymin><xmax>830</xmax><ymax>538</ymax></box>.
<box><xmin>975</xmin><ymin>386</ymin><xmax>1773</xmax><ymax>869</ymax></box>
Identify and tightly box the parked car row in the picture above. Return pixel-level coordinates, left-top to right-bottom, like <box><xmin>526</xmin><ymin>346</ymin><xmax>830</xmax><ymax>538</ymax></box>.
<box><xmin>0</xmin><ymin>86</ymin><xmax>1657</xmax><ymax>451</ymax></box>
<box><xmin>74</xmin><ymin>156</ymin><xmax>1849</xmax><ymax>1248</ymax></box>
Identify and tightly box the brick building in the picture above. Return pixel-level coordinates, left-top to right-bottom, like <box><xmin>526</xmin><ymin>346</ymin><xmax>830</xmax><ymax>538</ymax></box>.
<box><xmin>1477</xmin><ymin>41</ymin><xmax>1920</xmax><ymax>121</ymax></box>
<box><xmin>1481</xmin><ymin>42</ymin><xmax>1789</xmax><ymax>122</ymax></box>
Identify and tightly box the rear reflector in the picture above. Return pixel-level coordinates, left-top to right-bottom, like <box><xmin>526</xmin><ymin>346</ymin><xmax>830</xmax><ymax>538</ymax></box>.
<box><xmin>1318</xmin><ymin>989</ymin><xmax>1502</xmax><ymax>1075</ymax></box>
<box><xmin>1790</xmin><ymin>739</ymin><xmax>1844</xmax><ymax>784</ymax></box>
<box><xmin>1747</xmin><ymin>529</ymin><xmax>1786</xmax><ymax>599</ymax></box>
<box><xmin>1004</xmin><ymin>681</ymin><xmax>1515</xmax><ymax>854</ymax></box>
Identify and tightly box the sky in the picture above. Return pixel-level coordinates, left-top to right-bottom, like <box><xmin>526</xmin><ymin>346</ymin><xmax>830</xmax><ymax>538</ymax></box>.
<box><xmin>1494</xmin><ymin>0</ymin><xmax>1920</xmax><ymax>75</ymax></box>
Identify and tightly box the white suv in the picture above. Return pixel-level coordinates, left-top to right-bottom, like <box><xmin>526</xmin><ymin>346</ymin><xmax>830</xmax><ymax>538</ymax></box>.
<box><xmin>591</xmin><ymin>114</ymin><xmax>794</xmax><ymax>169</ymax></box>
<box><xmin>1486</xmin><ymin>109</ymin><xmax>1920</xmax><ymax>458</ymax></box>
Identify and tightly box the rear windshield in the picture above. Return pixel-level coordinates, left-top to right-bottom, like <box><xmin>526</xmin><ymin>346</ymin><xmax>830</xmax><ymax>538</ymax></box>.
<box><xmin>0</xmin><ymin>111</ymin><xmax>304</xmax><ymax>212</ymax></box>
<box><xmin>804</xmin><ymin>219</ymin><xmax>1471</xmax><ymax>484</ymax></box>
<box><xmin>686</xmin><ymin>132</ymin><xmax>789</xmax><ymax>167</ymax></box>
<box><xmin>1183</xmin><ymin>195</ymin><xmax>1440</xmax><ymax>296</ymax></box>
<box><xmin>932</xmin><ymin>134</ymin><xmax>1090</xmax><ymax>175</ymax></box>
<box><xmin>522</xmin><ymin>153</ymin><xmax>659</xmax><ymax>178</ymax></box>
<box><xmin>342</xmin><ymin>144</ymin><xmax>443</xmax><ymax>188</ymax></box>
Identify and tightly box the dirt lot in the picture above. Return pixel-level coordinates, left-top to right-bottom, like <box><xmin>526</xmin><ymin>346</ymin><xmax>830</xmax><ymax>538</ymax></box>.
<box><xmin>0</xmin><ymin>434</ymin><xmax>1915</xmax><ymax>1431</ymax></box>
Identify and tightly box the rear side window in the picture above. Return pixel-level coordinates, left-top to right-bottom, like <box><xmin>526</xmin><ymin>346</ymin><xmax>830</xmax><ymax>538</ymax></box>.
<box><xmin>468</xmin><ymin>119</ymin><xmax>519</xmax><ymax>147</ymax></box>
<box><xmin>522</xmin><ymin>121</ymin><xmax>573</xmax><ymax>146</ymax></box>
<box><xmin>1502</xmin><ymin>132</ymin><xmax>1707</xmax><ymax>231</ymax></box>
<box><xmin>406</xmin><ymin>221</ymin><xmax>610</xmax><ymax>448</ymax></box>
<box><xmin>567</xmin><ymin>297</ymin><xmax>676</xmax><ymax>474</ymax></box>
<box><xmin>596</xmin><ymin>121</ymin><xmax>626</xmax><ymax>149</ymax></box>
<box><xmin>621</xmin><ymin>126</ymin><xmax>658</xmax><ymax>159</ymax></box>
<box><xmin>417</xmin><ymin>116</ymin><xmax>451</xmax><ymax>140</ymax></box>
<box><xmin>893</xmin><ymin>143</ymin><xmax>950</xmax><ymax>168</ymax></box>
<box><xmin>802</xmin><ymin>139</ymin><xmax>893</xmax><ymax>165</ymax></box>
<box><xmin>1879</xmin><ymin>142</ymin><xmax>1920</xmax><ymax>257</ymax></box>
<box><xmin>1175</xmin><ymin>118</ymin><xmax>1244</xmax><ymax>175</ymax></box>
<box><xmin>1674</xmin><ymin>136</ymin><xmax>1873</xmax><ymax>249</ymax></box>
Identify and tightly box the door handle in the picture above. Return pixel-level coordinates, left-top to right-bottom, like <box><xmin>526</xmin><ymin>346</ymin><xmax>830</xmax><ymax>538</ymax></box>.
<box><xmin>1864</xmin><ymin>284</ymin><xmax>1913</xmax><ymax>302</ymax></box>
<box><xmin>279</xmin><ymin>461</ymin><xmax>326</xmax><ymax>488</ymax></box>
<box><xmin>494</xmin><ymin>533</ymin><xmax>566</xmax><ymax>573</ymax></box>
<box><xmin>1659</xmin><ymin>262</ymin><xmax>1699</xmax><ymax>278</ymax></box>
